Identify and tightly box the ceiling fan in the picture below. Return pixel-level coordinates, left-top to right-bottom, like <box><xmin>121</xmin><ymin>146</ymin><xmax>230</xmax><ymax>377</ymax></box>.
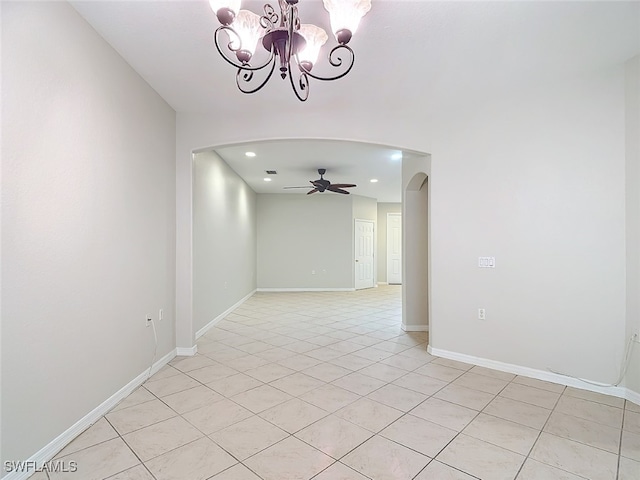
<box><xmin>284</xmin><ymin>169</ymin><xmax>357</xmax><ymax>195</ymax></box>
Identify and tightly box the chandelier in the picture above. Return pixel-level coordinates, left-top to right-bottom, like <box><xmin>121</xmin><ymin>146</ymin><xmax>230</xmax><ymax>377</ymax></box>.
<box><xmin>209</xmin><ymin>0</ymin><xmax>372</xmax><ymax>101</ymax></box>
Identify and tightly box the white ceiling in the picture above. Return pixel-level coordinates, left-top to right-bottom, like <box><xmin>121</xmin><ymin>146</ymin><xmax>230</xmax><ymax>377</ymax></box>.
<box><xmin>70</xmin><ymin>0</ymin><xmax>640</xmax><ymax>202</ymax></box>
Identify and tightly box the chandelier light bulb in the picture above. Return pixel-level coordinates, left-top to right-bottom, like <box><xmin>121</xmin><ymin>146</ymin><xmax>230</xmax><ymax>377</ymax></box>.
<box><xmin>228</xmin><ymin>9</ymin><xmax>263</xmax><ymax>63</ymax></box>
<box><xmin>322</xmin><ymin>0</ymin><xmax>372</xmax><ymax>44</ymax></box>
<box><xmin>209</xmin><ymin>0</ymin><xmax>242</xmax><ymax>25</ymax></box>
<box><xmin>297</xmin><ymin>24</ymin><xmax>328</xmax><ymax>70</ymax></box>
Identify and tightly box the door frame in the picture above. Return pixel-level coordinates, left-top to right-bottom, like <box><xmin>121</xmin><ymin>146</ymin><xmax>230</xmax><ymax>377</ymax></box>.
<box><xmin>387</xmin><ymin>212</ymin><xmax>402</xmax><ymax>284</ymax></box>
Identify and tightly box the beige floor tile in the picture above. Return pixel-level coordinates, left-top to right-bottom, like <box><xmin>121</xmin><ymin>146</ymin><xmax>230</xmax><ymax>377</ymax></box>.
<box><xmin>207</xmin><ymin>372</ymin><xmax>263</xmax><ymax>397</ymax></box>
<box><xmin>366</xmin><ymin>383</ymin><xmax>427</xmax><ymax>412</ymax></box>
<box><xmin>284</xmin><ymin>341</ymin><xmax>322</xmax><ymax>354</ymax></box>
<box><xmin>413</xmin><ymin>460</ymin><xmax>476</xmax><ymax>480</ymax></box>
<box><xmin>516</xmin><ymin>458</ymin><xmax>585</xmax><ymax>480</ymax></box>
<box><xmin>111</xmin><ymin>387</ymin><xmax>155</xmax><ymax>412</ymax></box>
<box><xmin>329</xmin><ymin>354</ymin><xmax>376</xmax><ymax>370</ymax></box>
<box><xmin>380</xmin><ymin>414</ymin><xmax>457</xmax><ymax>457</ymax></box>
<box><xmin>105</xmin><ymin>464</ymin><xmax>155</xmax><ymax>480</ymax></box>
<box><xmin>299</xmin><ymin>384</ymin><xmax>361</xmax><ymax>412</ymax></box>
<box><xmin>326</xmin><ymin>340</ymin><xmax>367</xmax><ymax>354</ymax></box>
<box><xmin>106</xmin><ymin>399</ymin><xmax>176</xmax><ymax>435</ymax></box>
<box><xmin>145</xmin><ymin>437</ymin><xmax>236</xmax><ymax>480</ymax></box>
<box><xmin>186</xmin><ymin>364</ymin><xmax>237</xmax><ymax>384</ymax></box>
<box><xmin>622</xmin><ymin>430</ymin><xmax>640</xmax><ymax>461</ymax></box>
<box><xmin>431</xmin><ymin>358</ymin><xmax>474</xmax><ymax>371</ymax></box>
<box><xmin>341</xmin><ymin>435</ymin><xmax>430</xmax><ymax>480</ymax></box>
<box><xmin>618</xmin><ymin>456</ymin><xmax>640</xmax><ymax>480</ymax></box>
<box><xmin>161</xmin><ymin>385</ymin><xmax>223</xmax><ymax>414</ymax></box>
<box><xmin>295</xmin><ymin>414</ymin><xmax>373</xmax><ymax>459</ymax></box>
<box><xmin>350</xmin><ymin>346</ymin><xmax>394</xmax><ymax>362</ymax></box>
<box><xmin>335</xmin><ymin>398</ymin><xmax>404</xmax><ymax>432</ymax></box>
<box><xmin>562</xmin><ymin>387</ymin><xmax>625</xmax><ymax>408</ymax></box>
<box><xmin>209</xmin><ymin>464</ymin><xmax>262</xmax><ymax>480</ymax></box>
<box><xmin>269</xmin><ymin>372</ymin><xmax>325</xmax><ymax>396</ymax></box>
<box><xmin>256</xmin><ymin>347</ymin><xmax>298</xmax><ymax>362</ymax></box>
<box><xmin>276</xmin><ymin>354</ymin><xmax>322</xmax><ymax>371</ymax></box>
<box><xmin>144</xmin><ymin>373</ymin><xmax>201</xmax><ymax>397</ymax></box>
<box><xmin>259</xmin><ymin>398</ymin><xmax>329</xmax><ymax>433</ymax></box>
<box><xmin>544</xmin><ymin>410</ymin><xmax>621</xmax><ymax>453</ymax></box>
<box><xmin>530</xmin><ymin>432</ymin><xmax>618</xmax><ymax>480</ymax></box>
<box><xmin>123</xmin><ymin>416</ymin><xmax>203</xmax><ymax>461</ymax></box>
<box><xmin>305</xmin><ymin>347</ymin><xmax>347</xmax><ymax>362</ymax></box>
<box><xmin>232</xmin><ymin>384</ymin><xmax>293</xmax><ymax>413</ymax></box>
<box><xmin>468</xmin><ymin>366</ymin><xmax>516</xmax><ymax>382</ymax></box>
<box><xmin>436</xmin><ymin>434</ymin><xmax>524</xmax><ymax>480</ymax></box>
<box><xmin>226</xmin><ymin>354</ymin><xmax>270</xmax><ymax>372</ymax></box>
<box><xmin>182</xmin><ymin>399</ymin><xmax>253</xmax><ymax>434</ymax></box>
<box><xmin>209</xmin><ymin>415</ymin><xmax>288</xmax><ymax>460</ymax></box>
<box><xmin>348</xmin><ymin>335</ymin><xmax>384</xmax><ymax>347</ymax></box>
<box><xmin>452</xmin><ymin>372</ymin><xmax>509</xmax><ymax>395</ymax></box>
<box><xmin>235</xmin><ymin>340</ymin><xmax>274</xmax><ymax>354</ymax></box>
<box><xmin>379</xmin><ymin>353</ymin><xmax>431</xmax><ymax>371</ymax></box>
<box><xmin>146</xmin><ymin>365</ymin><xmax>181</xmax><ymax>382</ymax></box>
<box><xmin>500</xmin><ymin>383</ymin><xmax>561</xmax><ymax>409</ymax></box>
<box><xmin>512</xmin><ymin>376</ymin><xmax>565</xmax><ymax>393</ymax></box>
<box><xmin>626</xmin><ymin>401</ymin><xmax>640</xmax><ymax>413</ymax></box>
<box><xmin>244</xmin><ymin>363</ymin><xmax>296</xmax><ymax>382</ymax></box>
<box><xmin>434</xmin><ymin>384</ymin><xmax>496</xmax><ymax>411</ymax></box>
<box><xmin>463</xmin><ymin>413</ymin><xmax>539</xmax><ymax>455</ymax></box>
<box><xmin>171</xmin><ymin>354</ymin><xmax>217</xmax><ymax>372</ymax></box>
<box><xmin>357</xmin><ymin>363</ymin><xmax>407</xmax><ymax>383</ymax></box>
<box><xmin>624</xmin><ymin>410</ymin><xmax>640</xmax><ymax>434</ymax></box>
<box><xmin>554</xmin><ymin>395</ymin><xmax>623</xmax><ymax>428</ymax></box>
<box><xmin>311</xmin><ymin>462</ymin><xmax>370</xmax><ymax>480</ymax></box>
<box><xmin>392</xmin><ymin>372</ymin><xmax>448</xmax><ymax>395</ymax></box>
<box><xmin>54</xmin><ymin>417</ymin><xmax>118</xmax><ymax>458</ymax></box>
<box><xmin>410</xmin><ymin>397</ymin><xmax>478</xmax><ymax>431</ymax></box>
<box><xmin>397</xmin><ymin>347</ymin><xmax>435</xmax><ymax>361</ymax></box>
<box><xmin>483</xmin><ymin>395</ymin><xmax>551</xmax><ymax>430</ymax></box>
<box><xmin>302</xmin><ymin>362</ymin><xmax>352</xmax><ymax>382</ymax></box>
<box><xmin>50</xmin><ymin>438</ymin><xmax>139</xmax><ymax>480</ymax></box>
<box><xmin>203</xmin><ymin>347</ymin><xmax>246</xmax><ymax>363</ymax></box>
<box><xmin>331</xmin><ymin>372</ymin><xmax>387</xmax><ymax>396</ymax></box>
<box><xmin>244</xmin><ymin>436</ymin><xmax>334</xmax><ymax>480</ymax></box>
<box><xmin>414</xmin><ymin>364</ymin><xmax>466</xmax><ymax>383</ymax></box>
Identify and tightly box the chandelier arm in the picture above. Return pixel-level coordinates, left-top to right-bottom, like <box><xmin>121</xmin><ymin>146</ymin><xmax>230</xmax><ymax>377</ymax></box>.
<box><xmin>298</xmin><ymin>44</ymin><xmax>355</xmax><ymax>82</ymax></box>
<box><xmin>288</xmin><ymin>65</ymin><xmax>309</xmax><ymax>102</ymax></box>
<box><xmin>261</xmin><ymin>4</ymin><xmax>278</xmax><ymax>29</ymax></box>
<box><xmin>236</xmin><ymin>54</ymin><xmax>277</xmax><ymax>94</ymax></box>
<box><xmin>214</xmin><ymin>26</ymin><xmax>275</xmax><ymax>72</ymax></box>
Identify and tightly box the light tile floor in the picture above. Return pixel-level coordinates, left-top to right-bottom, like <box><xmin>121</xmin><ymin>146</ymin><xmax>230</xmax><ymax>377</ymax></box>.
<box><xmin>40</xmin><ymin>286</ymin><xmax>639</xmax><ymax>480</ymax></box>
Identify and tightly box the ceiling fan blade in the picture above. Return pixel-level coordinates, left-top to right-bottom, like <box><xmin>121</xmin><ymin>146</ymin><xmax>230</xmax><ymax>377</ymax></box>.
<box><xmin>283</xmin><ymin>186</ymin><xmax>313</xmax><ymax>189</ymax></box>
<box><xmin>306</xmin><ymin>188</ymin><xmax>319</xmax><ymax>195</ymax></box>
<box><xmin>327</xmin><ymin>186</ymin><xmax>350</xmax><ymax>194</ymax></box>
<box><xmin>329</xmin><ymin>184</ymin><xmax>356</xmax><ymax>188</ymax></box>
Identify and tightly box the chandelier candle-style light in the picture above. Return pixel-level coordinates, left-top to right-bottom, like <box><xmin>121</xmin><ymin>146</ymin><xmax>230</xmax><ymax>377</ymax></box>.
<box><xmin>210</xmin><ymin>0</ymin><xmax>372</xmax><ymax>101</ymax></box>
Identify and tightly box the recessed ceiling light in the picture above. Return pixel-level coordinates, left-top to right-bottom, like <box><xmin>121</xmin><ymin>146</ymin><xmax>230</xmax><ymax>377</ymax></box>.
<box><xmin>245</xmin><ymin>151</ymin><xmax>256</xmax><ymax>157</ymax></box>
<box><xmin>391</xmin><ymin>153</ymin><xmax>402</xmax><ymax>160</ymax></box>
<box><xmin>263</xmin><ymin>177</ymin><xmax>272</xmax><ymax>182</ymax></box>
<box><xmin>370</xmin><ymin>179</ymin><xmax>379</xmax><ymax>183</ymax></box>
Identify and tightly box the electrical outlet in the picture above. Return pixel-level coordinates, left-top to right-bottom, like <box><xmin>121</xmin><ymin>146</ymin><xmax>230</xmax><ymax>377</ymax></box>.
<box><xmin>478</xmin><ymin>308</ymin><xmax>486</xmax><ymax>320</ymax></box>
<box><xmin>146</xmin><ymin>315</ymin><xmax>152</xmax><ymax>327</ymax></box>
<box><xmin>159</xmin><ymin>309</ymin><xmax>163</xmax><ymax>321</ymax></box>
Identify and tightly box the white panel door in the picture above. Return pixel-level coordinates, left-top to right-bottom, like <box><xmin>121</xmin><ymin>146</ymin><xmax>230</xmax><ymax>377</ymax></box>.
<box><xmin>355</xmin><ymin>220</ymin><xmax>375</xmax><ymax>290</ymax></box>
<box><xmin>387</xmin><ymin>213</ymin><xmax>402</xmax><ymax>284</ymax></box>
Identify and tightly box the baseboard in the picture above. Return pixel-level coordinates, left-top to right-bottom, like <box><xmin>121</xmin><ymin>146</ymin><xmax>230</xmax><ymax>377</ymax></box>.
<box><xmin>256</xmin><ymin>288</ymin><xmax>356</xmax><ymax>292</ymax></box>
<box><xmin>402</xmin><ymin>323</ymin><xmax>429</xmax><ymax>332</ymax></box>
<box><xmin>2</xmin><ymin>349</ymin><xmax>176</xmax><ymax>480</ymax></box>
<box><xmin>195</xmin><ymin>289</ymin><xmax>256</xmax><ymax>339</ymax></box>
<box><xmin>428</xmin><ymin>346</ymin><xmax>638</xmax><ymax>403</ymax></box>
<box><xmin>176</xmin><ymin>345</ymin><xmax>198</xmax><ymax>356</ymax></box>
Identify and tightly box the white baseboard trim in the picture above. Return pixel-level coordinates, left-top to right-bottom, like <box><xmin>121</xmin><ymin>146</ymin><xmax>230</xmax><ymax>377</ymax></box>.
<box><xmin>256</xmin><ymin>288</ymin><xmax>356</xmax><ymax>292</ymax></box>
<box><xmin>175</xmin><ymin>345</ymin><xmax>198</xmax><ymax>356</ymax></box>
<box><xmin>402</xmin><ymin>324</ymin><xmax>429</xmax><ymax>332</ymax></box>
<box><xmin>428</xmin><ymin>346</ymin><xmax>639</xmax><ymax>403</ymax></box>
<box><xmin>195</xmin><ymin>289</ymin><xmax>256</xmax><ymax>339</ymax></box>
<box><xmin>3</xmin><ymin>349</ymin><xmax>176</xmax><ymax>480</ymax></box>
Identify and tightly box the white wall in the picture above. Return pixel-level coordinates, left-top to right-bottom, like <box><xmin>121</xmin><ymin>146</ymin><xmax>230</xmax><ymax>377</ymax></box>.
<box><xmin>176</xmin><ymin>65</ymin><xmax>630</xmax><ymax>391</ymax></box>
<box><xmin>377</xmin><ymin>203</ymin><xmax>402</xmax><ymax>283</ymax></box>
<box><xmin>257</xmin><ymin>193</ymin><xmax>353</xmax><ymax>289</ymax></box>
<box><xmin>1</xmin><ymin>1</ymin><xmax>176</xmax><ymax>467</ymax></box>
<box><xmin>625</xmin><ymin>55</ymin><xmax>640</xmax><ymax>393</ymax></box>
<box><xmin>193</xmin><ymin>151</ymin><xmax>256</xmax><ymax>335</ymax></box>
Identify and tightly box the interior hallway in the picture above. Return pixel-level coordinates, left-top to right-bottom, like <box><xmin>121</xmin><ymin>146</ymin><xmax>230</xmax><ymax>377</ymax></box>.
<box><xmin>42</xmin><ymin>286</ymin><xmax>639</xmax><ymax>480</ymax></box>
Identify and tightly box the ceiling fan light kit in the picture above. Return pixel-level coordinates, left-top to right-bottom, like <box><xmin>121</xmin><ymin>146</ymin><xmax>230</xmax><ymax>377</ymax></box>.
<box><xmin>209</xmin><ymin>0</ymin><xmax>372</xmax><ymax>101</ymax></box>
